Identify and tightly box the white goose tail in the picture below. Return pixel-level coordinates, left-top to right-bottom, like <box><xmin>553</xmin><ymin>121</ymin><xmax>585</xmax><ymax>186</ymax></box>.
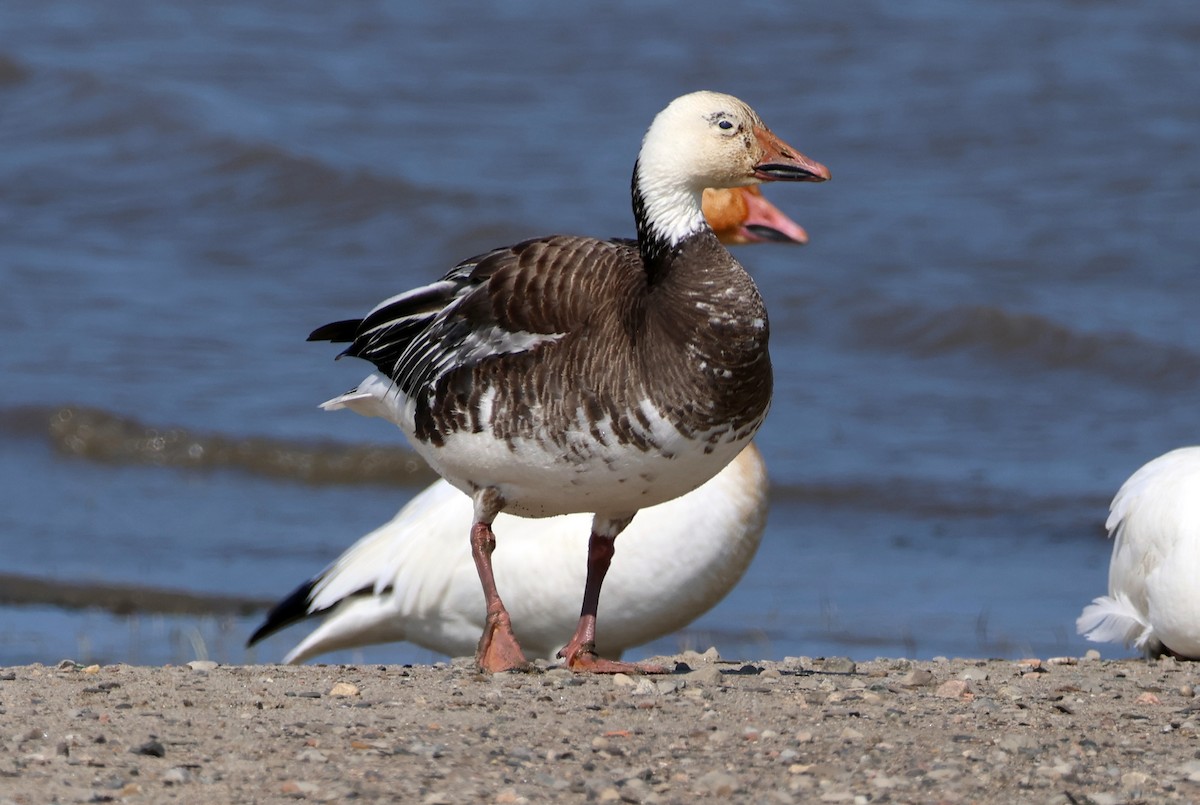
<box><xmin>1076</xmin><ymin>592</ymin><xmax>1159</xmax><ymax>656</ymax></box>
<box><xmin>283</xmin><ymin>596</ymin><xmax>402</xmax><ymax>665</ymax></box>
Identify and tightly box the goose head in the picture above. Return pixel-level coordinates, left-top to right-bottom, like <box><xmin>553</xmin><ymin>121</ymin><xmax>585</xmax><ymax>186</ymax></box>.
<box><xmin>635</xmin><ymin>90</ymin><xmax>828</xmax><ymax>250</ymax></box>
<box><xmin>703</xmin><ymin>186</ymin><xmax>810</xmax><ymax>245</ymax></box>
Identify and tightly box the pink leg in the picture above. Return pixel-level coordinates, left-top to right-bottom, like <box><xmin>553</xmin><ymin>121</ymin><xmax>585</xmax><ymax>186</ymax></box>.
<box><xmin>558</xmin><ymin>530</ymin><xmax>667</xmax><ymax>674</ymax></box>
<box><xmin>471</xmin><ymin>518</ymin><xmax>531</xmax><ymax>673</ymax></box>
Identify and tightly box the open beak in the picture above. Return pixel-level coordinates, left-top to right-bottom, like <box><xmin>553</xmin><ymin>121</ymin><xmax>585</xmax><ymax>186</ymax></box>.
<box><xmin>753</xmin><ymin>127</ymin><xmax>831</xmax><ymax>183</ymax></box>
<box><xmin>739</xmin><ymin>187</ymin><xmax>809</xmax><ymax>244</ymax></box>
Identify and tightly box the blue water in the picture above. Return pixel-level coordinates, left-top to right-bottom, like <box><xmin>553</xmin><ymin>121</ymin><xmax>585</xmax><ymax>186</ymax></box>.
<box><xmin>1</xmin><ymin>0</ymin><xmax>1198</xmax><ymax>666</ymax></box>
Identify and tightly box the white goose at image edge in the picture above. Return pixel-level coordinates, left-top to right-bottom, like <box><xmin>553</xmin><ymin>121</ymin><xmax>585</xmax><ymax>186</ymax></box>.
<box><xmin>1077</xmin><ymin>446</ymin><xmax>1200</xmax><ymax>659</ymax></box>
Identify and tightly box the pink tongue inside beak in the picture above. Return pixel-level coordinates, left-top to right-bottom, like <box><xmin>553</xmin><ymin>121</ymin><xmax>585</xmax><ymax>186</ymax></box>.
<box><xmin>740</xmin><ymin>189</ymin><xmax>809</xmax><ymax>244</ymax></box>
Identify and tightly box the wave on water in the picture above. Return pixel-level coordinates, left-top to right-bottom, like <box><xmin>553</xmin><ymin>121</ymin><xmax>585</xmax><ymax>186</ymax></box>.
<box><xmin>1</xmin><ymin>404</ymin><xmax>1104</xmax><ymax>526</ymax></box>
<box><xmin>853</xmin><ymin>301</ymin><xmax>1200</xmax><ymax>388</ymax></box>
<box><xmin>769</xmin><ymin>473</ymin><xmax>1104</xmax><ymax>524</ymax></box>
<box><xmin>0</xmin><ymin>53</ymin><xmax>482</xmax><ymax>234</ymax></box>
<box><xmin>0</xmin><ymin>571</ymin><xmax>272</xmax><ymax>617</ymax></box>
<box><xmin>0</xmin><ymin>53</ymin><xmax>28</xmax><ymax>86</ymax></box>
<box><xmin>202</xmin><ymin>138</ymin><xmax>481</xmax><ymax>225</ymax></box>
<box><xmin>0</xmin><ymin>404</ymin><xmax>436</xmax><ymax>487</ymax></box>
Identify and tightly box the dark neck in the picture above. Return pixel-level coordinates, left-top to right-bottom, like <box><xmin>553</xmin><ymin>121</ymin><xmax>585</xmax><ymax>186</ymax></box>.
<box><xmin>631</xmin><ymin>161</ymin><xmax>683</xmax><ymax>282</ymax></box>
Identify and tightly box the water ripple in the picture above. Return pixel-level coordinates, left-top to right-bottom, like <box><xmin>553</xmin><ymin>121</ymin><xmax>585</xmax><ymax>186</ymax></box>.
<box><xmin>0</xmin><ymin>405</ymin><xmax>436</xmax><ymax>487</ymax></box>
<box><xmin>853</xmin><ymin>301</ymin><xmax>1200</xmax><ymax>388</ymax></box>
<box><xmin>0</xmin><ymin>404</ymin><xmax>1104</xmax><ymax>523</ymax></box>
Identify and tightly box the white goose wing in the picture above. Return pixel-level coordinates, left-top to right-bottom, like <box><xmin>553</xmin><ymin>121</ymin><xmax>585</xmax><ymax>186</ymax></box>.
<box><xmin>248</xmin><ymin>480</ymin><xmax>475</xmax><ymax>663</ymax></box>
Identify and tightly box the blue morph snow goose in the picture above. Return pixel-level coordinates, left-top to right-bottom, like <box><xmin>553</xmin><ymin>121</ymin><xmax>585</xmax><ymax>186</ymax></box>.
<box><xmin>307</xmin><ymin>91</ymin><xmax>829</xmax><ymax>673</ymax></box>
<box><xmin>249</xmin><ymin>186</ymin><xmax>807</xmax><ymax>665</ymax></box>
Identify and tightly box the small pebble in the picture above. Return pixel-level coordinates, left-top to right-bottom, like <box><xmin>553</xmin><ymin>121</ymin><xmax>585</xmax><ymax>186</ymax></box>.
<box><xmin>654</xmin><ymin>678</ymin><xmax>680</xmax><ymax>695</ymax></box>
<box><xmin>296</xmin><ymin>748</ymin><xmax>328</xmax><ymax>763</ymax></box>
<box><xmin>694</xmin><ymin>770</ymin><xmax>739</xmax><ymax>797</ymax></box>
<box><xmin>839</xmin><ymin>726</ymin><xmax>864</xmax><ymax>742</ymax></box>
<box><xmin>495</xmin><ymin>787</ymin><xmax>529</xmax><ymax>804</ymax></box>
<box><xmin>1178</xmin><ymin>759</ymin><xmax>1200</xmax><ymax>782</ymax></box>
<box><xmin>162</xmin><ymin>766</ymin><xmax>193</xmax><ymax>785</ymax></box>
<box><xmin>870</xmin><ymin>774</ymin><xmax>902</xmax><ymax>790</ymax></box>
<box><xmin>18</xmin><ymin>726</ymin><xmax>46</xmax><ymax>742</ymax></box>
<box><xmin>686</xmin><ymin>647</ymin><xmax>722</xmax><ymax>663</ymax></box>
<box><xmin>131</xmin><ymin>739</ymin><xmax>166</xmax><ymax>758</ymax></box>
<box><xmin>996</xmin><ymin>733</ymin><xmax>1038</xmax><ymax>754</ymax></box>
<box><xmin>328</xmin><ymin>682</ymin><xmax>359</xmax><ymax>697</ymax></box>
<box><xmin>1120</xmin><ymin>771</ymin><xmax>1153</xmax><ymax>792</ymax></box>
<box><xmin>687</xmin><ymin>666</ymin><xmax>723</xmax><ymax>687</ymax></box>
<box><xmin>819</xmin><ymin>657</ymin><xmax>856</xmax><ymax>674</ymax></box>
<box><xmin>280</xmin><ymin>781</ymin><xmax>320</xmax><ymax>796</ymax></box>
<box><xmin>935</xmin><ymin>679</ymin><xmax>972</xmax><ymax>700</ymax></box>
<box><xmin>898</xmin><ymin>669</ymin><xmax>935</xmax><ymax>688</ymax></box>
<box><xmin>630</xmin><ymin>678</ymin><xmax>657</xmax><ymax>696</ymax></box>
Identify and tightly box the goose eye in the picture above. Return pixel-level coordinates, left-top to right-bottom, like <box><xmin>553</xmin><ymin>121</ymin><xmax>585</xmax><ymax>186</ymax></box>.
<box><xmin>718</xmin><ymin>119</ymin><xmax>734</xmax><ymax>130</ymax></box>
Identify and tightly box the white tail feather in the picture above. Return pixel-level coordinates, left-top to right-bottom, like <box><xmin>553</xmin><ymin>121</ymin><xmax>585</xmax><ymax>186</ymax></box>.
<box><xmin>1076</xmin><ymin>593</ymin><xmax>1157</xmax><ymax>654</ymax></box>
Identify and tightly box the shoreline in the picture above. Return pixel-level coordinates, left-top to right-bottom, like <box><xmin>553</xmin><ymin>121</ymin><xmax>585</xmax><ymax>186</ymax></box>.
<box><xmin>0</xmin><ymin>572</ymin><xmax>274</xmax><ymax>617</ymax></box>
<box><xmin>3</xmin><ymin>652</ymin><xmax>1196</xmax><ymax>803</ymax></box>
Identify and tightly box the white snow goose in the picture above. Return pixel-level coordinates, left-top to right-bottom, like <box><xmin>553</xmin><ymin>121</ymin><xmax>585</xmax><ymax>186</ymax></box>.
<box><xmin>1077</xmin><ymin>447</ymin><xmax>1200</xmax><ymax>658</ymax></box>
<box><xmin>247</xmin><ymin>186</ymin><xmax>807</xmax><ymax>664</ymax></box>
<box><xmin>249</xmin><ymin>443</ymin><xmax>768</xmax><ymax>664</ymax></box>
<box><xmin>306</xmin><ymin>90</ymin><xmax>828</xmax><ymax>673</ymax></box>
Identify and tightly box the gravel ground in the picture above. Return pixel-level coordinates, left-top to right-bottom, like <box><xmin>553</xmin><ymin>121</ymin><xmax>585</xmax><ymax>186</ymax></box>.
<box><xmin>2</xmin><ymin>650</ymin><xmax>1198</xmax><ymax>804</ymax></box>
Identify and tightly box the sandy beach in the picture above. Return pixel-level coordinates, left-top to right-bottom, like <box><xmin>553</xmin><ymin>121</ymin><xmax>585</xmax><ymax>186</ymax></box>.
<box><xmin>2</xmin><ymin>650</ymin><xmax>1197</xmax><ymax>804</ymax></box>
